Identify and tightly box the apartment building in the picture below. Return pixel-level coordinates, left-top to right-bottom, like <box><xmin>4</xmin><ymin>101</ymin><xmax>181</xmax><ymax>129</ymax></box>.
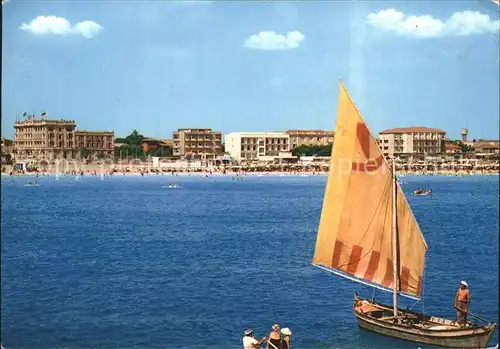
<box><xmin>225</xmin><ymin>132</ymin><xmax>290</xmax><ymax>162</ymax></box>
<box><xmin>74</xmin><ymin>130</ymin><xmax>115</xmax><ymax>156</ymax></box>
<box><xmin>285</xmin><ymin>130</ymin><xmax>334</xmax><ymax>148</ymax></box>
<box><xmin>378</xmin><ymin>127</ymin><xmax>446</xmax><ymax>158</ymax></box>
<box><xmin>172</xmin><ymin>128</ymin><xmax>222</xmax><ymax>159</ymax></box>
<box><xmin>14</xmin><ymin>117</ymin><xmax>114</xmax><ymax>162</ymax></box>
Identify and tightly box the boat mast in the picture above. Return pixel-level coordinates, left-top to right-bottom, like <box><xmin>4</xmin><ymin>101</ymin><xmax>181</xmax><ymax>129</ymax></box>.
<box><xmin>392</xmin><ymin>158</ymin><xmax>399</xmax><ymax>316</ymax></box>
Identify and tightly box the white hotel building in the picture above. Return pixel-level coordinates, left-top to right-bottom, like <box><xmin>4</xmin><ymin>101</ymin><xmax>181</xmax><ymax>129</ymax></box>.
<box><xmin>224</xmin><ymin>132</ymin><xmax>292</xmax><ymax>162</ymax></box>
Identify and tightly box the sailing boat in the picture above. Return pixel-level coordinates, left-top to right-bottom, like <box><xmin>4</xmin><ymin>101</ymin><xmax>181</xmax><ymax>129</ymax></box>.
<box><xmin>312</xmin><ymin>81</ymin><xmax>497</xmax><ymax>348</ymax></box>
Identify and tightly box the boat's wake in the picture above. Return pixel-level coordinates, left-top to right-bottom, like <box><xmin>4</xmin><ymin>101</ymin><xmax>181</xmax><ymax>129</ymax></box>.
<box><xmin>161</xmin><ymin>184</ymin><xmax>182</xmax><ymax>189</ymax></box>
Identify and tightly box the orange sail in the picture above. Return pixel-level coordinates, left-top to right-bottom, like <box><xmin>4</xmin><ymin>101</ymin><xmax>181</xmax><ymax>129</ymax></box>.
<box><xmin>312</xmin><ymin>81</ymin><xmax>427</xmax><ymax>298</ymax></box>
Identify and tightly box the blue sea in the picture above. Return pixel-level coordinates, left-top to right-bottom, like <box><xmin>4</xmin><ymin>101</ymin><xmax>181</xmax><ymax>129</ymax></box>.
<box><xmin>1</xmin><ymin>174</ymin><xmax>498</xmax><ymax>349</ymax></box>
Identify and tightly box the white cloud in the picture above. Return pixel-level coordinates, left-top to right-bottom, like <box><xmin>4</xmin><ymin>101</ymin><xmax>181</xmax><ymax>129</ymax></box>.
<box><xmin>366</xmin><ymin>9</ymin><xmax>499</xmax><ymax>38</ymax></box>
<box><xmin>2</xmin><ymin>0</ymin><xmax>10</xmax><ymax>6</ymax></box>
<box><xmin>244</xmin><ymin>30</ymin><xmax>305</xmax><ymax>50</ymax></box>
<box><xmin>73</xmin><ymin>21</ymin><xmax>103</xmax><ymax>39</ymax></box>
<box><xmin>20</xmin><ymin>16</ymin><xmax>103</xmax><ymax>39</ymax></box>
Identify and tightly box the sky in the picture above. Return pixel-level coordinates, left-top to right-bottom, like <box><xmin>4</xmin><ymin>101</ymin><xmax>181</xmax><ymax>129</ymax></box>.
<box><xmin>2</xmin><ymin>0</ymin><xmax>499</xmax><ymax>140</ymax></box>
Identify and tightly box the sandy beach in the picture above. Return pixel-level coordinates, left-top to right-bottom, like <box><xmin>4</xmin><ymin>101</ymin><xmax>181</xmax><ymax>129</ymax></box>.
<box><xmin>1</xmin><ymin>163</ymin><xmax>498</xmax><ymax>177</ymax></box>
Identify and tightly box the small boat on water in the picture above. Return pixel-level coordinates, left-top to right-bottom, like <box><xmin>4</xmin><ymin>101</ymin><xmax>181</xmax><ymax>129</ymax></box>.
<box><xmin>162</xmin><ymin>183</ymin><xmax>181</xmax><ymax>189</ymax></box>
<box><xmin>413</xmin><ymin>189</ymin><xmax>432</xmax><ymax>196</ymax></box>
<box><xmin>311</xmin><ymin>81</ymin><xmax>496</xmax><ymax>348</ymax></box>
<box><xmin>25</xmin><ymin>180</ymin><xmax>40</xmax><ymax>187</ymax></box>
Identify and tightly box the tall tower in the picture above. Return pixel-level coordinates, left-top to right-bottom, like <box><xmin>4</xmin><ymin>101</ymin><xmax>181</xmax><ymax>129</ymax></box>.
<box><xmin>461</xmin><ymin>128</ymin><xmax>468</xmax><ymax>142</ymax></box>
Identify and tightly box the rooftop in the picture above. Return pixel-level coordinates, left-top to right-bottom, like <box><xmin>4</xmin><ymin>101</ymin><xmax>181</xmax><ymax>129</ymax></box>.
<box><xmin>76</xmin><ymin>129</ymin><xmax>114</xmax><ymax>134</ymax></box>
<box><xmin>379</xmin><ymin>127</ymin><xmax>446</xmax><ymax>134</ymax></box>
<box><xmin>284</xmin><ymin>130</ymin><xmax>334</xmax><ymax>134</ymax></box>
<box><xmin>226</xmin><ymin>132</ymin><xmax>289</xmax><ymax>137</ymax></box>
<box><xmin>445</xmin><ymin>143</ymin><xmax>460</xmax><ymax>150</ymax></box>
<box><xmin>15</xmin><ymin>119</ymin><xmax>76</xmax><ymax>125</ymax></box>
<box><xmin>475</xmin><ymin>143</ymin><xmax>500</xmax><ymax>150</ymax></box>
<box><xmin>175</xmin><ymin>128</ymin><xmax>219</xmax><ymax>133</ymax></box>
<box><xmin>473</xmin><ymin>139</ymin><xmax>499</xmax><ymax>144</ymax></box>
<box><xmin>142</xmin><ymin>138</ymin><xmax>173</xmax><ymax>144</ymax></box>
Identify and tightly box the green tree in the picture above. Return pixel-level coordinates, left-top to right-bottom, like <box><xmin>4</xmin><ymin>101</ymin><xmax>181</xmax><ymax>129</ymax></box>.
<box><xmin>79</xmin><ymin>147</ymin><xmax>90</xmax><ymax>159</ymax></box>
<box><xmin>292</xmin><ymin>144</ymin><xmax>332</xmax><ymax>157</ymax></box>
<box><xmin>114</xmin><ymin>130</ymin><xmax>147</xmax><ymax>159</ymax></box>
<box><xmin>151</xmin><ymin>146</ymin><xmax>173</xmax><ymax>157</ymax></box>
<box><xmin>115</xmin><ymin>129</ymin><xmax>145</xmax><ymax>146</ymax></box>
<box><xmin>452</xmin><ymin>140</ymin><xmax>474</xmax><ymax>153</ymax></box>
<box><xmin>3</xmin><ymin>154</ymin><xmax>13</xmax><ymax>165</ymax></box>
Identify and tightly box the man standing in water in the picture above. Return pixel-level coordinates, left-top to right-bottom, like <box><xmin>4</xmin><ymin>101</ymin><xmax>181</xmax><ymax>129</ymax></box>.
<box><xmin>454</xmin><ymin>281</ymin><xmax>471</xmax><ymax>326</ymax></box>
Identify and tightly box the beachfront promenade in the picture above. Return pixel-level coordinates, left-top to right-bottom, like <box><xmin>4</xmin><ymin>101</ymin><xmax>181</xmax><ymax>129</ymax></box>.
<box><xmin>1</xmin><ymin>160</ymin><xmax>499</xmax><ymax>176</ymax></box>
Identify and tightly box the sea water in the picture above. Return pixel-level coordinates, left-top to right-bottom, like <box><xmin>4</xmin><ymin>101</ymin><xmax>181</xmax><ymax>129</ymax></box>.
<box><xmin>1</xmin><ymin>174</ymin><xmax>498</xmax><ymax>349</ymax></box>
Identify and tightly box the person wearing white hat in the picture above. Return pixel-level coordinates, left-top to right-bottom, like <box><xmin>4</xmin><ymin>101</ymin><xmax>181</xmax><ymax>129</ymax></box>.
<box><xmin>267</xmin><ymin>324</ymin><xmax>282</xmax><ymax>349</ymax></box>
<box><xmin>280</xmin><ymin>328</ymin><xmax>292</xmax><ymax>349</ymax></box>
<box><xmin>242</xmin><ymin>328</ymin><xmax>267</xmax><ymax>349</ymax></box>
<box><xmin>454</xmin><ymin>281</ymin><xmax>471</xmax><ymax>326</ymax></box>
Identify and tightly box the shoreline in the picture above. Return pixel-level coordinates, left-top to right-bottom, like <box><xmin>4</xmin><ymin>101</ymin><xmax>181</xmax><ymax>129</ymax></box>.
<box><xmin>1</xmin><ymin>170</ymin><xmax>498</xmax><ymax>177</ymax></box>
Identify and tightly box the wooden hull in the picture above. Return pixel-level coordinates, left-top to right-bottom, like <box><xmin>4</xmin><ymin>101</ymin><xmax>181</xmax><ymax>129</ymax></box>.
<box><xmin>354</xmin><ymin>296</ymin><xmax>497</xmax><ymax>348</ymax></box>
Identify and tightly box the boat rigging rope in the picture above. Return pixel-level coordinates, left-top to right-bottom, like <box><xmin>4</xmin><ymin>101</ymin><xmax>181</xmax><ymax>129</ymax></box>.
<box><xmin>421</xmin><ymin>261</ymin><xmax>427</xmax><ymax>314</ymax></box>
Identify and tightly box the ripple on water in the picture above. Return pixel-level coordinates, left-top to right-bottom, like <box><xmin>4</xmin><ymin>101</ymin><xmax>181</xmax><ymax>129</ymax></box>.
<box><xmin>1</xmin><ymin>175</ymin><xmax>498</xmax><ymax>348</ymax></box>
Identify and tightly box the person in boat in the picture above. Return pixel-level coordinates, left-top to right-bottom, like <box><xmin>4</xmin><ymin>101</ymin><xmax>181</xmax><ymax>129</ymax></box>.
<box><xmin>280</xmin><ymin>328</ymin><xmax>292</xmax><ymax>349</ymax></box>
<box><xmin>267</xmin><ymin>324</ymin><xmax>281</xmax><ymax>349</ymax></box>
<box><xmin>242</xmin><ymin>328</ymin><xmax>267</xmax><ymax>349</ymax></box>
<box><xmin>454</xmin><ymin>280</ymin><xmax>471</xmax><ymax>326</ymax></box>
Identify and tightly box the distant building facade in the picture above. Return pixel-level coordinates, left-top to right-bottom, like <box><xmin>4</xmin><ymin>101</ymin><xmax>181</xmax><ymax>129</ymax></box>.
<box><xmin>225</xmin><ymin>132</ymin><xmax>291</xmax><ymax>162</ymax></box>
<box><xmin>472</xmin><ymin>139</ymin><xmax>499</xmax><ymax>147</ymax></box>
<box><xmin>378</xmin><ymin>127</ymin><xmax>446</xmax><ymax>158</ymax></box>
<box><xmin>13</xmin><ymin>115</ymin><xmax>114</xmax><ymax>163</ymax></box>
<box><xmin>141</xmin><ymin>138</ymin><xmax>173</xmax><ymax>153</ymax></box>
<box><xmin>474</xmin><ymin>142</ymin><xmax>499</xmax><ymax>158</ymax></box>
<box><xmin>285</xmin><ymin>130</ymin><xmax>334</xmax><ymax>148</ymax></box>
<box><xmin>172</xmin><ymin>128</ymin><xmax>222</xmax><ymax>159</ymax></box>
